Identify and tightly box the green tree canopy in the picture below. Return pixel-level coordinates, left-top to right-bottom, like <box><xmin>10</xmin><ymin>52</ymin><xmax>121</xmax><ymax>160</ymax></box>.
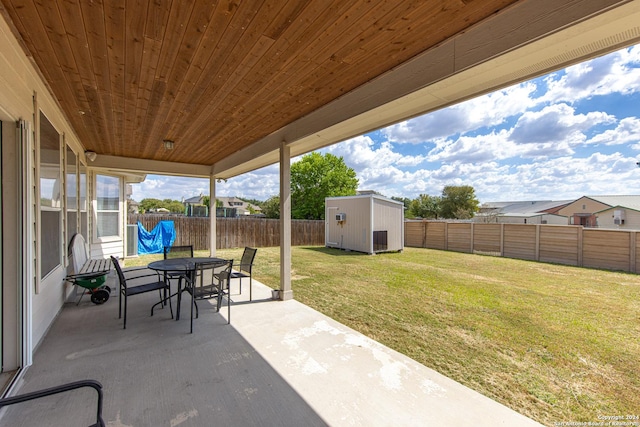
<box><xmin>139</xmin><ymin>198</ymin><xmax>163</xmax><ymax>213</ymax></box>
<box><xmin>138</xmin><ymin>197</ymin><xmax>186</xmax><ymax>214</ymax></box>
<box><xmin>290</xmin><ymin>152</ymin><xmax>358</xmax><ymax>220</ymax></box>
<box><xmin>439</xmin><ymin>185</ymin><xmax>480</xmax><ymax>219</ymax></box>
<box><xmin>408</xmin><ymin>194</ymin><xmax>441</xmax><ymax>219</ymax></box>
<box><xmin>261</xmin><ymin>195</ymin><xmax>280</xmax><ymax>219</ymax></box>
<box><xmin>166</xmin><ymin>200</ymin><xmax>186</xmax><ymax>213</ymax></box>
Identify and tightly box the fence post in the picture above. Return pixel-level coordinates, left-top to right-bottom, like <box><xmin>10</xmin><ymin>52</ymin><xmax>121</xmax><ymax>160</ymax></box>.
<box><xmin>444</xmin><ymin>222</ymin><xmax>448</xmax><ymax>251</ymax></box>
<box><xmin>500</xmin><ymin>223</ymin><xmax>504</xmax><ymax>256</ymax></box>
<box><xmin>577</xmin><ymin>227</ymin><xmax>583</xmax><ymax>267</ymax></box>
<box><xmin>470</xmin><ymin>222</ymin><xmax>474</xmax><ymax>253</ymax></box>
<box><xmin>535</xmin><ymin>224</ymin><xmax>540</xmax><ymax>261</ymax></box>
<box><xmin>630</xmin><ymin>231</ymin><xmax>637</xmax><ymax>273</ymax></box>
<box><xmin>423</xmin><ymin>220</ymin><xmax>427</xmax><ymax>248</ymax></box>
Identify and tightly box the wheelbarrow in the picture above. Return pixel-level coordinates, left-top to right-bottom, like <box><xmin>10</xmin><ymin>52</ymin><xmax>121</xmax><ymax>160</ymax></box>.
<box><xmin>66</xmin><ymin>272</ymin><xmax>111</xmax><ymax>305</ymax></box>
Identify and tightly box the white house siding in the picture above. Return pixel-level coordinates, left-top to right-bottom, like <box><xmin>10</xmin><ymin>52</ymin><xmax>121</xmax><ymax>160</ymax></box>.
<box><xmin>0</xmin><ymin>13</ymin><xmax>89</xmax><ymax>355</ymax></box>
<box><xmin>595</xmin><ymin>208</ymin><xmax>640</xmax><ymax>230</ymax></box>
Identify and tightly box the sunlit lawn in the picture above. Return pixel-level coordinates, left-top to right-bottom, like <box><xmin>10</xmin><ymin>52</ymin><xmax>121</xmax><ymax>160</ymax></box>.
<box><xmin>126</xmin><ymin>246</ymin><xmax>640</xmax><ymax>426</ymax></box>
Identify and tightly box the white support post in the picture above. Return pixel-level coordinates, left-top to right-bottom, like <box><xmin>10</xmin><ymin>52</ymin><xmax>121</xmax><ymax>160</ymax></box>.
<box><xmin>279</xmin><ymin>141</ymin><xmax>293</xmax><ymax>300</ymax></box>
<box><xmin>210</xmin><ymin>176</ymin><xmax>216</xmax><ymax>257</ymax></box>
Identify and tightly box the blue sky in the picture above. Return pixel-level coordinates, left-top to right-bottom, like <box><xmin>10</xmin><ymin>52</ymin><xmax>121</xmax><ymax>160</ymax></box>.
<box><xmin>131</xmin><ymin>44</ymin><xmax>640</xmax><ymax>204</ymax></box>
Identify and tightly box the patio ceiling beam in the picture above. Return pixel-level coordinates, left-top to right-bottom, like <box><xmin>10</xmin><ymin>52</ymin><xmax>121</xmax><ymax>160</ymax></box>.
<box><xmin>89</xmin><ymin>154</ymin><xmax>212</xmax><ymax>178</ymax></box>
<box><xmin>213</xmin><ymin>0</ymin><xmax>639</xmax><ymax>179</ymax></box>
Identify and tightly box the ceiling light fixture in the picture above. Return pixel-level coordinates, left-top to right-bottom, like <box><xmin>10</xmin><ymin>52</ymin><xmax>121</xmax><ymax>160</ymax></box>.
<box><xmin>163</xmin><ymin>139</ymin><xmax>174</xmax><ymax>150</ymax></box>
<box><xmin>85</xmin><ymin>150</ymin><xmax>97</xmax><ymax>162</ymax></box>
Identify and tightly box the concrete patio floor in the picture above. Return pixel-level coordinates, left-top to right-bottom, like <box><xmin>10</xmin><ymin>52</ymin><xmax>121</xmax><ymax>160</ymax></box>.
<box><xmin>1</xmin><ymin>273</ymin><xmax>543</xmax><ymax>426</ymax></box>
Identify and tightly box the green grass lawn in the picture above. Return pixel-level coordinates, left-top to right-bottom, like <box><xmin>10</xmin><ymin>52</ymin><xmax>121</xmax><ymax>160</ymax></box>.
<box><xmin>126</xmin><ymin>246</ymin><xmax>640</xmax><ymax>426</ymax></box>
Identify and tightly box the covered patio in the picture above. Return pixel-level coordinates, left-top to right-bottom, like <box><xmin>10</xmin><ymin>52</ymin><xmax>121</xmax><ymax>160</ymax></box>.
<box><xmin>1</xmin><ymin>1</ymin><xmax>640</xmax><ymax>425</ymax></box>
<box><xmin>1</xmin><ymin>277</ymin><xmax>542</xmax><ymax>426</ymax></box>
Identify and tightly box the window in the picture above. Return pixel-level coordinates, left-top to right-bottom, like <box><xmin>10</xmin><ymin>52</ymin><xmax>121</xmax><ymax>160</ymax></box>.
<box><xmin>79</xmin><ymin>164</ymin><xmax>88</xmax><ymax>240</ymax></box>
<box><xmin>95</xmin><ymin>174</ymin><xmax>120</xmax><ymax>239</ymax></box>
<box><xmin>39</xmin><ymin>112</ymin><xmax>62</xmax><ymax>278</ymax></box>
<box><xmin>66</xmin><ymin>145</ymin><xmax>78</xmax><ymax>250</ymax></box>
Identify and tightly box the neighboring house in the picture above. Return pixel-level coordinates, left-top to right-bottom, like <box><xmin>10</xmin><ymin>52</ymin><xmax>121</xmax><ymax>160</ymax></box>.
<box><xmin>495</xmin><ymin>212</ymin><xmax>568</xmax><ymax>225</ymax></box>
<box><xmin>182</xmin><ymin>195</ymin><xmax>262</xmax><ymax>217</ymax></box>
<box><xmin>184</xmin><ymin>194</ymin><xmax>209</xmax><ymax>217</ymax></box>
<box><xmin>479</xmin><ymin>196</ymin><xmax>640</xmax><ymax>228</ymax></box>
<box><xmin>475</xmin><ymin>200</ymin><xmax>570</xmax><ymax>224</ymax></box>
<box><xmin>556</xmin><ymin>196</ymin><xmax>640</xmax><ymax>228</ymax></box>
<box><xmin>216</xmin><ymin>197</ymin><xmax>261</xmax><ymax>217</ymax></box>
<box><xmin>592</xmin><ymin>197</ymin><xmax>640</xmax><ymax>230</ymax></box>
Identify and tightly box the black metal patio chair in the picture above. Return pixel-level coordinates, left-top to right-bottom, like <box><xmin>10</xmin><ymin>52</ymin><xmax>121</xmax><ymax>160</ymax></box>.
<box><xmin>184</xmin><ymin>259</ymin><xmax>234</xmax><ymax>333</ymax></box>
<box><xmin>230</xmin><ymin>247</ymin><xmax>257</xmax><ymax>300</ymax></box>
<box><xmin>111</xmin><ymin>256</ymin><xmax>172</xmax><ymax>329</ymax></box>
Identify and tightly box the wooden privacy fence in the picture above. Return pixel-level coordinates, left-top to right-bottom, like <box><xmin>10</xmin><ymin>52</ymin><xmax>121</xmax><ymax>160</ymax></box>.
<box><xmin>405</xmin><ymin>220</ymin><xmax>640</xmax><ymax>273</ymax></box>
<box><xmin>129</xmin><ymin>215</ymin><xmax>324</xmax><ymax>250</ymax></box>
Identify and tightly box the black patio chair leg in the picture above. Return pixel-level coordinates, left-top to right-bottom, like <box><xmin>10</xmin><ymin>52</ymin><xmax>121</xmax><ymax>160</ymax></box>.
<box><xmin>123</xmin><ymin>295</ymin><xmax>127</xmax><ymax>329</ymax></box>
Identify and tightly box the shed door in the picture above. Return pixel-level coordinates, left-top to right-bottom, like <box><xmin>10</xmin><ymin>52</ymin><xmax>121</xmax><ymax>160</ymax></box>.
<box><xmin>326</xmin><ymin>207</ymin><xmax>341</xmax><ymax>247</ymax></box>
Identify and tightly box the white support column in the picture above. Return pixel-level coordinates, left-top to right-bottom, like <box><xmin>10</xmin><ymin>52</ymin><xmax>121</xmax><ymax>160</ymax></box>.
<box><xmin>210</xmin><ymin>176</ymin><xmax>216</xmax><ymax>257</ymax></box>
<box><xmin>279</xmin><ymin>141</ymin><xmax>293</xmax><ymax>300</ymax></box>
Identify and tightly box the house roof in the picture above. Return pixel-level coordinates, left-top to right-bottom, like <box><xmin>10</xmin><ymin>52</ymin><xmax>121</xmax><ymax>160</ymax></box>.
<box><xmin>481</xmin><ymin>200</ymin><xmax>572</xmax><ymax>214</ymax></box>
<box><xmin>499</xmin><ymin>212</ymin><xmax>566</xmax><ymax>218</ymax></box>
<box><xmin>217</xmin><ymin>197</ymin><xmax>261</xmax><ymax>212</ymax></box>
<box><xmin>583</xmin><ymin>195</ymin><xmax>640</xmax><ymax>211</ymax></box>
<box><xmin>1</xmin><ymin>1</ymin><xmax>638</xmax><ymax>179</ymax></box>
<box><xmin>501</xmin><ymin>200</ymin><xmax>573</xmax><ymax>214</ymax></box>
<box><xmin>183</xmin><ymin>195</ymin><xmax>205</xmax><ymax>205</ymax></box>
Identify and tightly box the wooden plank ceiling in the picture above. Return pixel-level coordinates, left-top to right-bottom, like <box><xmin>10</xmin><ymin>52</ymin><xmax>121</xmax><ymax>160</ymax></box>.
<box><xmin>0</xmin><ymin>0</ymin><xmax>519</xmax><ymax>166</ymax></box>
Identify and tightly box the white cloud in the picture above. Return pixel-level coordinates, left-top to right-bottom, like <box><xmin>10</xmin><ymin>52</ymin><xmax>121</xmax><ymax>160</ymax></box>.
<box><xmin>326</xmin><ymin>135</ymin><xmax>427</xmax><ymax>170</ymax></box>
<box><xmin>426</xmin><ymin>130</ymin><xmax>513</xmax><ymax>163</ymax></box>
<box><xmin>586</xmin><ymin>117</ymin><xmax>640</xmax><ymax>146</ymax></box>
<box><xmin>541</xmin><ymin>46</ymin><xmax>640</xmax><ymax>104</ymax></box>
<box><xmin>510</xmin><ymin>104</ymin><xmax>615</xmax><ymax>145</ymax></box>
<box><xmin>132</xmin><ymin>176</ymin><xmax>209</xmax><ymax>202</ymax></box>
<box><xmin>382</xmin><ymin>83</ymin><xmax>538</xmax><ymax>143</ymax></box>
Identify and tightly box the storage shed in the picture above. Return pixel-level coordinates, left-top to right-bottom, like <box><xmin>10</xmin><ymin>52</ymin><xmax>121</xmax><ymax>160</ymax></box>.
<box><xmin>325</xmin><ymin>194</ymin><xmax>404</xmax><ymax>254</ymax></box>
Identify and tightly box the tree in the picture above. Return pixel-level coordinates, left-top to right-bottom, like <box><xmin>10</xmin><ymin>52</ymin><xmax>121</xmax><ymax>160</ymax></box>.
<box><xmin>290</xmin><ymin>152</ymin><xmax>358</xmax><ymax>220</ymax></box>
<box><xmin>408</xmin><ymin>194</ymin><xmax>441</xmax><ymax>219</ymax></box>
<box><xmin>166</xmin><ymin>200</ymin><xmax>186</xmax><ymax>213</ymax></box>
<box><xmin>439</xmin><ymin>185</ymin><xmax>480</xmax><ymax>219</ymax></box>
<box><xmin>261</xmin><ymin>196</ymin><xmax>280</xmax><ymax>219</ymax></box>
<box><xmin>139</xmin><ymin>198</ymin><xmax>163</xmax><ymax>213</ymax></box>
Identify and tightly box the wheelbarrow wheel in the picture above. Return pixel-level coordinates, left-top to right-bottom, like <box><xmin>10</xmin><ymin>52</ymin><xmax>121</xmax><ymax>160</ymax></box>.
<box><xmin>90</xmin><ymin>288</ymin><xmax>110</xmax><ymax>305</ymax></box>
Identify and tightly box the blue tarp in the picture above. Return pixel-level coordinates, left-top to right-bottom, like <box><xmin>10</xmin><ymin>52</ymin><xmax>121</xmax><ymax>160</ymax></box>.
<box><xmin>138</xmin><ymin>220</ymin><xmax>176</xmax><ymax>255</ymax></box>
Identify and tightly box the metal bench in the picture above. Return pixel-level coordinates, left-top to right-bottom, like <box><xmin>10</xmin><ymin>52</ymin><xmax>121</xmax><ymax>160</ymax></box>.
<box><xmin>66</xmin><ymin>234</ymin><xmax>113</xmax><ymax>305</ymax></box>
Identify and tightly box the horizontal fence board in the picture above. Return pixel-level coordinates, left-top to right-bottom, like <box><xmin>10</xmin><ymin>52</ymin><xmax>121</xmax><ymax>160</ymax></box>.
<box><xmin>129</xmin><ymin>215</ymin><xmax>324</xmax><ymax>250</ymax></box>
<box><xmin>539</xmin><ymin>225</ymin><xmax>579</xmax><ymax>266</ymax></box>
<box><xmin>448</xmin><ymin>223</ymin><xmax>472</xmax><ymax>253</ymax></box>
<box><xmin>583</xmin><ymin>230</ymin><xmax>630</xmax><ymax>271</ymax></box>
<box><xmin>472</xmin><ymin>224</ymin><xmax>501</xmax><ymax>254</ymax></box>
<box><xmin>503</xmin><ymin>224</ymin><xmax>536</xmax><ymax>260</ymax></box>
<box><xmin>425</xmin><ymin>222</ymin><xmax>446</xmax><ymax>250</ymax></box>
<box><xmin>404</xmin><ymin>222</ymin><xmax>425</xmax><ymax>247</ymax></box>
